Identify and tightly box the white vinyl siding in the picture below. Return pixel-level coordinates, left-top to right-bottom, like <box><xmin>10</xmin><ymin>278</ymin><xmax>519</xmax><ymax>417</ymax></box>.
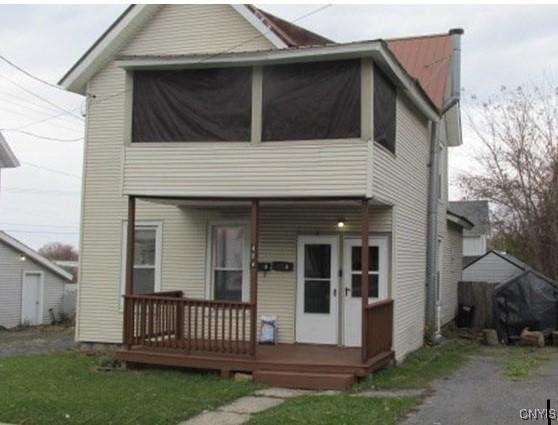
<box><xmin>372</xmin><ymin>96</ymin><xmax>430</xmax><ymax>360</ymax></box>
<box><xmin>463</xmin><ymin>235</ymin><xmax>486</xmax><ymax>256</ymax></box>
<box><xmin>440</xmin><ymin>223</ymin><xmax>463</xmax><ymax>325</ymax></box>
<box><xmin>122</xmin><ymin>140</ymin><xmax>370</xmax><ymax>198</ymax></box>
<box><xmin>463</xmin><ymin>252</ymin><xmax>524</xmax><ymax>283</ymax></box>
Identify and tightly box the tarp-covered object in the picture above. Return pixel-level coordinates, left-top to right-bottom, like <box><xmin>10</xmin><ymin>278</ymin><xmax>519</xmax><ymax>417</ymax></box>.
<box><xmin>262</xmin><ymin>59</ymin><xmax>361</xmax><ymax>141</ymax></box>
<box><xmin>132</xmin><ymin>67</ymin><xmax>252</xmax><ymax>142</ymax></box>
<box><xmin>494</xmin><ymin>271</ymin><xmax>558</xmax><ymax>343</ymax></box>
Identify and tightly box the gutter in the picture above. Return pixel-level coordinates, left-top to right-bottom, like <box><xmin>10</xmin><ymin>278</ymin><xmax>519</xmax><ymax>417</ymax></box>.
<box><xmin>424</xmin><ymin>28</ymin><xmax>464</xmax><ymax>344</ymax></box>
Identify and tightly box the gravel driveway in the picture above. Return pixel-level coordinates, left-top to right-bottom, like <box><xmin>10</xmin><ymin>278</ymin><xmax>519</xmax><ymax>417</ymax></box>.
<box><xmin>402</xmin><ymin>352</ymin><xmax>558</xmax><ymax>425</ymax></box>
<box><xmin>0</xmin><ymin>326</ymin><xmax>76</xmax><ymax>357</ymax></box>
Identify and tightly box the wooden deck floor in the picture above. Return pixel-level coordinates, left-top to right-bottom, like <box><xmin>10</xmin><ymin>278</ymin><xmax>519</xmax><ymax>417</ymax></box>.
<box><xmin>118</xmin><ymin>343</ymin><xmax>393</xmax><ymax>390</ymax></box>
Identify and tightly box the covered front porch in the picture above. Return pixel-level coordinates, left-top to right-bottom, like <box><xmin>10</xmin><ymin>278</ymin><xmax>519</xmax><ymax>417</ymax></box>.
<box><xmin>119</xmin><ymin>196</ymin><xmax>395</xmax><ymax>390</ymax></box>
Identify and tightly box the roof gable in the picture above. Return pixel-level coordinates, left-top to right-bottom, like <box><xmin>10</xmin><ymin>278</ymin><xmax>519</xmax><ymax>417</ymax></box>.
<box><xmin>0</xmin><ymin>232</ymin><xmax>73</xmax><ymax>281</ymax></box>
<box><xmin>0</xmin><ymin>131</ymin><xmax>19</xmax><ymax>169</ymax></box>
<box><xmin>463</xmin><ymin>250</ymin><xmax>527</xmax><ymax>272</ymax></box>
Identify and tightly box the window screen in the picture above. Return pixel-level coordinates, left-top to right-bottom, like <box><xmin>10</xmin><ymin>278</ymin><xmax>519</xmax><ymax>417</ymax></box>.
<box><xmin>133</xmin><ymin>227</ymin><xmax>157</xmax><ymax>294</ymax></box>
<box><xmin>132</xmin><ymin>67</ymin><xmax>252</xmax><ymax>142</ymax></box>
<box><xmin>374</xmin><ymin>66</ymin><xmax>396</xmax><ymax>153</ymax></box>
<box><xmin>262</xmin><ymin>60</ymin><xmax>361</xmax><ymax>141</ymax></box>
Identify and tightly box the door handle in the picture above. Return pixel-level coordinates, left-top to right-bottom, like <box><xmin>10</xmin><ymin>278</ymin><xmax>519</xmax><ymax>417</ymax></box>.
<box><xmin>345</xmin><ymin>287</ymin><xmax>350</xmax><ymax>296</ymax></box>
<box><xmin>333</xmin><ymin>288</ymin><xmax>337</xmax><ymax>297</ymax></box>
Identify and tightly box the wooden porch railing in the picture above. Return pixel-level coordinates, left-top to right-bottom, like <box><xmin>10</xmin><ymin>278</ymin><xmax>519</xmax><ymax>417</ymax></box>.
<box><xmin>364</xmin><ymin>299</ymin><xmax>394</xmax><ymax>361</ymax></box>
<box><xmin>123</xmin><ymin>291</ymin><xmax>255</xmax><ymax>357</ymax></box>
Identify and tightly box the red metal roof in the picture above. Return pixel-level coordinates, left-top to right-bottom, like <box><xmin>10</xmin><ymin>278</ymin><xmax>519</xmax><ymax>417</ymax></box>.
<box><xmin>250</xmin><ymin>6</ymin><xmax>453</xmax><ymax>109</ymax></box>
<box><xmin>386</xmin><ymin>34</ymin><xmax>453</xmax><ymax>109</ymax></box>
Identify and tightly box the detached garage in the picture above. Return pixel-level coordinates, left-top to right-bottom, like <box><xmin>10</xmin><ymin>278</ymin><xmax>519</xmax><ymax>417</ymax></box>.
<box><xmin>0</xmin><ymin>231</ymin><xmax>73</xmax><ymax>328</ymax></box>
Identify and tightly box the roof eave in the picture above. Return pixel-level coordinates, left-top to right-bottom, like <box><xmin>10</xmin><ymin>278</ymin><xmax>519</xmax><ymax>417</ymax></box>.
<box><xmin>0</xmin><ymin>232</ymin><xmax>73</xmax><ymax>281</ymax></box>
<box><xmin>447</xmin><ymin>209</ymin><xmax>474</xmax><ymax>230</ymax></box>
<box><xmin>0</xmin><ymin>132</ymin><xmax>19</xmax><ymax>168</ymax></box>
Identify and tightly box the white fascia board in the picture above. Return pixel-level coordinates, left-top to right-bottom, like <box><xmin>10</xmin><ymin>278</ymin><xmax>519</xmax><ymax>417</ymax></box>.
<box><xmin>231</xmin><ymin>5</ymin><xmax>288</xmax><ymax>49</ymax></box>
<box><xmin>0</xmin><ymin>231</ymin><xmax>73</xmax><ymax>281</ymax></box>
<box><xmin>116</xmin><ymin>41</ymin><xmax>440</xmax><ymax>122</ymax></box>
<box><xmin>59</xmin><ymin>5</ymin><xmax>161</xmax><ymax>94</ymax></box>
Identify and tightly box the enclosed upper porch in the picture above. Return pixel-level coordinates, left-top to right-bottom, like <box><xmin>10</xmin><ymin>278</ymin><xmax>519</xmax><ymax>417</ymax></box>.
<box><xmin>119</xmin><ymin>196</ymin><xmax>395</xmax><ymax>389</ymax></box>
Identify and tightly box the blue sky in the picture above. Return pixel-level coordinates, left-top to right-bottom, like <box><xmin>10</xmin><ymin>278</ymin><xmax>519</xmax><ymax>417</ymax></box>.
<box><xmin>1</xmin><ymin>4</ymin><xmax>558</xmax><ymax>249</ymax></box>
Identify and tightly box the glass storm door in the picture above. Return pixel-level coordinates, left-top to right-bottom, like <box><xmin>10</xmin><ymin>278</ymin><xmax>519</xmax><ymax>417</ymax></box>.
<box><xmin>343</xmin><ymin>236</ymin><xmax>388</xmax><ymax>347</ymax></box>
<box><xmin>296</xmin><ymin>236</ymin><xmax>339</xmax><ymax>344</ymax></box>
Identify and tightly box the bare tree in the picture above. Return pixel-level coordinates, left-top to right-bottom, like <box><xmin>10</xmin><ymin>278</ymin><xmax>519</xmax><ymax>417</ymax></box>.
<box><xmin>38</xmin><ymin>242</ymin><xmax>78</xmax><ymax>262</ymax></box>
<box><xmin>460</xmin><ymin>82</ymin><xmax>558</xmax><ymax>279</ymax></box>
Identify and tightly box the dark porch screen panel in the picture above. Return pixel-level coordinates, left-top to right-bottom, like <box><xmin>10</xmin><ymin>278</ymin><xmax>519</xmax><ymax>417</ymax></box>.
<box><xmin>262</xmin><ymin>60</ymin><xmax>361</xmax><ymax>141</ymax></box>
<box><xmin>132</xmin><ymin>67</ymin><xmax>252</xmax><ymax>142</ymax></box>
<box><xmin>373</xmin><ymin>66</ymin><xmax>396</xmax><ymax>153</ymax></box>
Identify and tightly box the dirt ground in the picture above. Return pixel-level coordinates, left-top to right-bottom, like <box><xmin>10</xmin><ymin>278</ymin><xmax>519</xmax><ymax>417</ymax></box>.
<box><xmin>0</xmin><ymin>325</ymin><xmax>76</xmax><ymax>357</ymax></box>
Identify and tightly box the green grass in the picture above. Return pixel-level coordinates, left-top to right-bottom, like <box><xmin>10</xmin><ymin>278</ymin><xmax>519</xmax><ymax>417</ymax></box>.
<box><xmin>248</xmin><ymin>395</ymin><xmax>417</xmax><ymax>425</ymax></box>
<box><xmin>0</xmin><ymin>352</ymin><xmax>259</xmax><ymax>425</ymax></box>
<box><xmin>499</xmin><ymin>347</ymin><xmax>555</xmax><ymax>381</ymax></box>
<box><xmin>354</xmin><ymin>336</ymin><xmax>479</xmax><ymax>391</ymax></box>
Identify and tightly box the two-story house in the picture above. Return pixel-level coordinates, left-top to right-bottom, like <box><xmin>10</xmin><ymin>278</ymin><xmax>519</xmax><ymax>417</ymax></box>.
<box><xmin>60</xmin><ymin>5</ymin><xmax>467</xmax><ymax>390</ymax></box>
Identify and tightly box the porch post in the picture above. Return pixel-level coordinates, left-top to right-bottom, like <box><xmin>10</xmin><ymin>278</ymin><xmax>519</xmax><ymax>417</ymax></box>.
<box><xmin>361</xmin><ymin>198</ymin><xmax>369</xmax><ymax>363</ymax></box>
<box><xmin>250</xmin><ymin>199</ymin><xmax>259</xmax><ymax>357</ymax></box>
<box><xmin>123</xmin><ymin>195</ymin><xmax>136</xmax><ymax>349</ymax></box>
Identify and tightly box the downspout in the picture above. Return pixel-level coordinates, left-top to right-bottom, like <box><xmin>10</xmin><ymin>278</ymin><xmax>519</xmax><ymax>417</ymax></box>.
<box><xmin>425</xmin><ymin>28</ymin><xmax>463</xmax><ymax>344</ymax></box>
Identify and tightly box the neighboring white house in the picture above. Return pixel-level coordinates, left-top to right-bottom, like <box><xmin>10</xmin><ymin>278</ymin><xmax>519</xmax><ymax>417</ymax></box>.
<box><xmin>449</xmin><ymin>200</ymin><xmax>490</xmax><ymax>266</ymax></box>
<box><xmin>59</xmin><ymin>4</ymin><xmax>466</xmax><ymax>389</ymax></box>
<box><xmin>0</xmin><ymin>231</ymin><xmax>73</xmax><ymax>328</ymax></box>
<box><xmin>462</xmin><ymin>250</ymin><xmax>527</xmax><ymax>283</ymax></box>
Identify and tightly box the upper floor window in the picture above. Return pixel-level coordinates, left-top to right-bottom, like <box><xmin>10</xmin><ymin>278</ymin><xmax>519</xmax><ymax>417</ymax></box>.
<box><xmin>374</xmin><ymin>66</ymin><xmax>396</xmax><ymax>153</ymax></box>
<box><xmin>262</xmin><ymin>59</ymin><xmax>361</xmax><ymax>141</ymax></box>
<box><xmin>132</xmin><ymin>67</ymin><xmax>252</xmax><ymax>142</ymax></box>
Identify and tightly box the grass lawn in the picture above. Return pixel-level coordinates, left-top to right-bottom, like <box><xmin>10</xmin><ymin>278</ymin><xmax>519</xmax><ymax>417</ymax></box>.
<box><xmin>354</xmin><ymin>335</ymin><xmax>479</xmax><ymax>391</ymax></box>
<box><xmin>248</xmin><ymin>395</ymin><xmax>417</xmax><ymax>425</ymax></box>
<box><xmin>0</xmin><ymin>352</ymin><xmax>258</xmax><ymax>425</ymax></box>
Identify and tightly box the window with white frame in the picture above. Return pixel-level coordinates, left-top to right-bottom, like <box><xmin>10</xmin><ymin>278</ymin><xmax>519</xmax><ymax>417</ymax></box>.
<box><xmin>210</xmin><ymin>225</ymin><xmax>246</xmax><ymax>302</ymax></box>
<box><xmin>121</xmin><ymin>222</ymin><xmax>161</xmax><ymax>297</ymax></box>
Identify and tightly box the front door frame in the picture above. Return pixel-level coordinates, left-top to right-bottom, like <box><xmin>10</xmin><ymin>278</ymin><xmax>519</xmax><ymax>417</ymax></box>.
<box><xmin>21</xmin><ymin>271</ymin><xmax>44</xmax><ymax>326</ymax></box>
<box><xmin>296</xmin><ymin>235</ymin><xmax>339</xmax><ymax>345</ymax></box>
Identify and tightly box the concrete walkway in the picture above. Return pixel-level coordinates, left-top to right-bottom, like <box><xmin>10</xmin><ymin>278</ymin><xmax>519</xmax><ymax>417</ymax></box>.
<box><xmin>179</xmin><ymin>385</ymin><xmax>427</xmax><ymax>425</ymax></box>
<box><xmin>401</xmin><ymin>354</ymin><xmax>558</xmax><ymax>425</ymax></box>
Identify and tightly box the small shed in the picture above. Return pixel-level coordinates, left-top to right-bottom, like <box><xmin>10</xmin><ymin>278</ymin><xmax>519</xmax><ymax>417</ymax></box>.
<box><xmin>463</xmin><ymin>250</ymin><xmax>526</xmax><ymax>283</ymax></box>
<box><xmin>494</xmin><ymin>271</ymin><xmax>558</xmax><ymax>343</ymax></box>
<box><xmin>0</xmin><ymin>231</ymin><xmax>73</xmax><ymax>328</ymax></box>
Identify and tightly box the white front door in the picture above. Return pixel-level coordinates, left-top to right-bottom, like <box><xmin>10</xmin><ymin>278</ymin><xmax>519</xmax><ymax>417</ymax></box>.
<box><xmin>22</xmin><ymin>272</ymin><xmax>43</xmax><ymax>325</ymax></box>
<box><xmin>343</xmin><ymin>236</ymin><xmax>389</xmax><ymax>347</ymax></box>
<box><xmin>296</xmin><ymin>236</ymin><xmax>339</xmax><ymax>344</ymax></box>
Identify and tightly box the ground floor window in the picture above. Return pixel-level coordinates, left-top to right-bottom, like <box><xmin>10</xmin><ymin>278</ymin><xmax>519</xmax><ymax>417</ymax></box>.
<box><xmin>209</xmin><ymin>224</ymin><xmax>248</xmax><ymax>302</ymax></box>
<box><xmin>121</xmin><ymin>222</ymin><xmax>162</xmax><ymax>299</ymax></box>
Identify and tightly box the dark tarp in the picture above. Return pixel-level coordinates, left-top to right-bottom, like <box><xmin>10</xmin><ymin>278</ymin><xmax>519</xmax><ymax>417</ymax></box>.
<box><xmin>374</xmin><ymin>66</ymin><xmax>396</xmax><ymax>153</ymax></box>
<box><xmin>132</xmin><ymin>67</ymin><xmax>252</xmax><ymax>142</ymax></box>
<box><xmin>262</xmin><ymin>59</ymin><xmax>361</xmax><ymax>141</ymax></box>
<box><xmin>494</xmin><ymin>271</ymin><xmax>558</xmax><ymax>343</ymax></box>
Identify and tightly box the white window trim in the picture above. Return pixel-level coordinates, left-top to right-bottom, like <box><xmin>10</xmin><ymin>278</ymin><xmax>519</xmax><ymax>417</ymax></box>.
<box><xmin>21</xmin><ymin>271</ymin><xmax>45</xmax><ymax>326</ymax></box>
<box><xmin>120</xmin><ymin>220</ymin><xmax>163</xmax><ymax>308</ymax></box>
<box><xmin>205</xmin><ymin>220</ymin><xmax>250</xmax><ymax>302</ymax></box>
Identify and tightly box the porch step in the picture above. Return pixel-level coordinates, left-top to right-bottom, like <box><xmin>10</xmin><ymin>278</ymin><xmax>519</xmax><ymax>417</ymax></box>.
<box><xmin>253</xmin><ymin>370</ymin><xmax>355</xmax><ymax>390</ymax></box>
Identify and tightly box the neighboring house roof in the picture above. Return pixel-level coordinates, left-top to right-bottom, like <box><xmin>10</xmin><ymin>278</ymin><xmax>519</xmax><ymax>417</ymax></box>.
<box><xmin>58</xmin><ymin>4</ymin><xmax>458</xmax><ymax>116</ymax></box>
<box><xmin>447</xmin><ymin>208</ymin><xmax>474</xmax><ymax>230</ymax></box>
<box><xmin>449</xmin><ymin>200</ymin><xmax>490</xmax><ymax>237</ymax></box>
<box><xmin>0</xmin><ymin>231</ymin><xmax>73</xmax><ymax>281</ymax></box>
<box><xmin>0</xmin><ymin>131</ymin><xmax>19</xmax><ymax>169</ymax></box>
<box><xmin>463</xmin><ymin>249</ymin><xmax>528</xmax><ymax>272</ymax></box>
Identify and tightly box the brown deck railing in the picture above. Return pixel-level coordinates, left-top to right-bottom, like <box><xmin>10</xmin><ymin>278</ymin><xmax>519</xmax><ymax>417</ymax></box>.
<box><xmin>364</xmin><ymin>299</ymin><xmax>394</xmax><ymax>361</ymax></box>
<box><xmin>123</xmin><ymin>291</ymin><xmax>255</xmax><ymax>357</ymax></box>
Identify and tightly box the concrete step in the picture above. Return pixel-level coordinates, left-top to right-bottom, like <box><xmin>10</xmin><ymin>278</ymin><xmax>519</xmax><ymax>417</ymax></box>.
<box><xmin>253</xmin><ymin>370</ymin><xmax>355</xmax><ymax>390</ymax></box>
